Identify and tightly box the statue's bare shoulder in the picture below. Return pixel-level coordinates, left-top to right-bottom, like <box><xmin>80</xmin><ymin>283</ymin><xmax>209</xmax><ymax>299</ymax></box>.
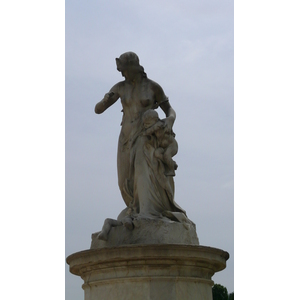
<box><xmin>109</xmin><ymin>80</ymin><xmax>126</xmax><ymax>96</ymax></box>
<box><xmin>146</xmin><ymin>79</ymin><xmax>168</xmax><ymax>104</ymax></box>
<box><xmin>147</xmin><ymin>78</ymin><xmax>164</xmax><ymax>92</ymax></box>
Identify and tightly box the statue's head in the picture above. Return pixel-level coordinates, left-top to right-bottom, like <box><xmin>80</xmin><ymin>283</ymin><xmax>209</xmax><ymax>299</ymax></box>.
<box><xmin>116</xmin><ymin>52</ymin><xmax>139</xmax><ymax>70</ymax></box>
<box><xmin>116</xmin><ymin>52</ymin><xmax>147</xmax><ymax>78</ymax></box>
<box><xmin>142</xmin><ymin>109</ymin><xmax>159</xmax><ymax>129</ymax></box>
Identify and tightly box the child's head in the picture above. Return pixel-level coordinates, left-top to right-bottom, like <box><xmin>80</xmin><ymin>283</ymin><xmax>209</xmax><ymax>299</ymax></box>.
<box><xmin>142</xmin><ymin>109</ymin><xmax>159</xmax><ymax>128</ymax></box>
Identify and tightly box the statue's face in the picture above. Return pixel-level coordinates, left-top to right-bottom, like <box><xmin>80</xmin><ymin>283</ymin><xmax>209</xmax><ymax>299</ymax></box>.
<box><xmin>143</xmin><ymin>112</ymin><xmax>159</xmax><ymax>128</ymax></box>
<box><xmin>116</xmin><ymin>58</ymin><xmax>124</xmax><ymax>72</ymax></box>
<box><xmin>115</xmin><ymin>58</ymin><xmax>128</xmax><ymax>78</ymax></box>
<box><xmin>116</xmin><ymin>57</ymin><xmax>139</xmax><ymax>80</ymax></box>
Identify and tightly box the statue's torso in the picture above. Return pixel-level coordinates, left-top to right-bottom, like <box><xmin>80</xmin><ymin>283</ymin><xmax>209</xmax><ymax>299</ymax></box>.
<box><xmin>116</xmin><ymin>79</ymin><xmax>157</xmax><ymax>142</ymax></box>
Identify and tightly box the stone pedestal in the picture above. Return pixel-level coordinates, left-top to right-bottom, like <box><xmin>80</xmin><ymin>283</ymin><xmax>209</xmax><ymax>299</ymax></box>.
<box><xmin>66</xmin><ymin>244</ymin><xmax>229</xmax><ymax>300</ymax></box>
<box><xmin>91</xmin><ymin>218</ymin><xmax>199</xmax><ymax>248</ymax></box>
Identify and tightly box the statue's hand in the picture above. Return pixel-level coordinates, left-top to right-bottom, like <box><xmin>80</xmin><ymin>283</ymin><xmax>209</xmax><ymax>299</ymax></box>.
<box><xmin>162</xmin><ymin>117</ymin><xmax>173</xmax><ymax>134</ymax></box>
<box><xmin>95</xmin><ymin>92</ymin><xmax>117</xmax><ymax>114</ymax></box>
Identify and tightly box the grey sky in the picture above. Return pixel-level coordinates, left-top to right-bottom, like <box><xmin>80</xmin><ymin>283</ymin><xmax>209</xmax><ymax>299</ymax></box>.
<box><xmin>2</xmin><ymin>1</ymin><xmax>300</xmax><ymax>300</ymax></box>
<box><xmin>66</xmin><ymin>1</ymin><xmax>233</xmax><ymax>299</ymax></box>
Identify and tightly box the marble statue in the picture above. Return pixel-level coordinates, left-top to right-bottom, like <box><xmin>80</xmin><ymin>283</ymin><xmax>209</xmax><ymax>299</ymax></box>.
<box><xmin>67</xmin><ymin>54</ymin><xmax>228</xmax><ymax>298</ymax></box>
<box><xmin>93</xmin><ymin>52</ymin><xmax>198</xmax><ymax>246</ymax></box>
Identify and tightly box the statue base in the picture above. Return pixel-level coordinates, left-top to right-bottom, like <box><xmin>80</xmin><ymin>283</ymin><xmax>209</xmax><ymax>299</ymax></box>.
<box><xmin>91</xmin><ymin>217</ymin><xmax>199</xmax><ymax>249</ymax></box>
<box><xmin>66</xmin><ymin>244</ymin><xmax>229</xmax><ymax>300</ymax></box>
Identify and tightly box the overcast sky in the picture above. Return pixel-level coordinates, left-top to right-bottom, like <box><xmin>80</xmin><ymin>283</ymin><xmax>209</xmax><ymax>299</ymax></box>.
<box><xmin>65</xmin><ymin>1</ymin><xmax>233</xmax><ymax>299</ymax></box>
<box><xmin>2</xmin><ymin>1</ymin><xmax>300</xmax><ymax>300</ymax></box>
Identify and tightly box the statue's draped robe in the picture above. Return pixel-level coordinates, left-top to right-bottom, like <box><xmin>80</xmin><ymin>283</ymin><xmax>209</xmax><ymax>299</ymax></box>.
<box><xmin>117</xmin><ymin>108</ymin><xmax>188</xmax><ymax>223</ymax></box>
<box><xmin>108</xmin><ymin>79</ymin><xmax>191</xmax><ymax>224</ymax></box>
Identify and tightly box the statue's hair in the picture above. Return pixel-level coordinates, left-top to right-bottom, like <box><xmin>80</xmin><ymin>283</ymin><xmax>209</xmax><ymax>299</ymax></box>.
<box><xmin>119</xmin><ymin>52</ymin><xmax>140</xmax><ymax>65</ymax></box>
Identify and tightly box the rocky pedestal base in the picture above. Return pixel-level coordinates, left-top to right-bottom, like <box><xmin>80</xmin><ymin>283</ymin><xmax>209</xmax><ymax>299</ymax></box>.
<box><xmin>91</xmin><ymin>218</ymin><xmax>199</xmax><ymax>249</ymax></box>
<box><xmin>66</xmin><ymin>244</ymin><xmax>229</xmax><ymax>300</ymax></box>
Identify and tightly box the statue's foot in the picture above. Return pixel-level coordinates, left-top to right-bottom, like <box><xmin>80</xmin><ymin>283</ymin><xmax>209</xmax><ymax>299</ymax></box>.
<box><xmin>97</xmin><ymin>231</ymin><xmax>108</xmax><ymax>241</ymax></box>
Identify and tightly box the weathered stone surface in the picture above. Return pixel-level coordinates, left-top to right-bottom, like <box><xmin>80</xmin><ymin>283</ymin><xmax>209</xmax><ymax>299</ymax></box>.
<box><xmin>66</xmin><ymin>244</ymin><xmax>229</xmax><ymax>300</ymax></box>
<box><xmin>91</xmin><ymin>217</ymin><xmax>199</xmax><ymax>249</ymax></box>
<box><xmin>94</xmin><ymin>52</ymin><xmax>196</xmax><ymax>230</ymax></box>
<box><xmin>66</xmin><ymin>53</ymin><xmax>230</xmax><ymax>300</ymax></box>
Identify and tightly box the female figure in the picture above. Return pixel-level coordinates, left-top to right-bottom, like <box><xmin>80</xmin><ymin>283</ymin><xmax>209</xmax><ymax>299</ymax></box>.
<box><xmin>95</xmin><ymin>52</ymin><xmax>187</xmax><ymax>224</ymax></box>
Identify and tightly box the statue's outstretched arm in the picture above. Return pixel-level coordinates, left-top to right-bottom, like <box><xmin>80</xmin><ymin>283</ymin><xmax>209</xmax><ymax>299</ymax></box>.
<box><xmin>95</xmin><ymin>85</ymin><xmax>120</xmax><ymax>114</ymax></box>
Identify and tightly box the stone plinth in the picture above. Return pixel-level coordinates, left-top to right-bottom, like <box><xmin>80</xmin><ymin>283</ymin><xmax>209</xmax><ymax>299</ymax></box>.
<box><xmin>91</xmin><ymin>218</ymin><xmax>199</xmax><ymax>249</ymax></box>
<box><xmin>66</xmin><ymin>244</ymin><xmax>229</xmax><ymax>300</ymax></box>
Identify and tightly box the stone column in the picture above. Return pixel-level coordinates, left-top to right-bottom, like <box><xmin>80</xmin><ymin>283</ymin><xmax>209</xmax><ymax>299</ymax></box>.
<box><xmin>67</xmin><ymin>244</ymin><xmax>229</xmax><ymax>300</ymax></box>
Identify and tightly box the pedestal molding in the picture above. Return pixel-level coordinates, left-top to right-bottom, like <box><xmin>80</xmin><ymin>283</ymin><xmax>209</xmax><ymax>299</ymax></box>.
<box><xmin>67</xmin><ymin>244</ymin><xmax>229</xmax><ymax>300</ymax></box>
<box><xmin>82</xmin><ymin>276</ymin><xmax>214</xmax><ymax>289</ymax></box>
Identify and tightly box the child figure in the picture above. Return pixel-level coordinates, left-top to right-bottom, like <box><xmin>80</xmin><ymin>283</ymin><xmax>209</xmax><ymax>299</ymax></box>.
<box><xmin>97</xmin><ymin>214</ymin><xmax>133</xmax><ymax>241</ymax></box>
<box><xmin>142</xmin><ymin>109</ymin><xmax>178</xmax><ymax>176</ymax></box>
